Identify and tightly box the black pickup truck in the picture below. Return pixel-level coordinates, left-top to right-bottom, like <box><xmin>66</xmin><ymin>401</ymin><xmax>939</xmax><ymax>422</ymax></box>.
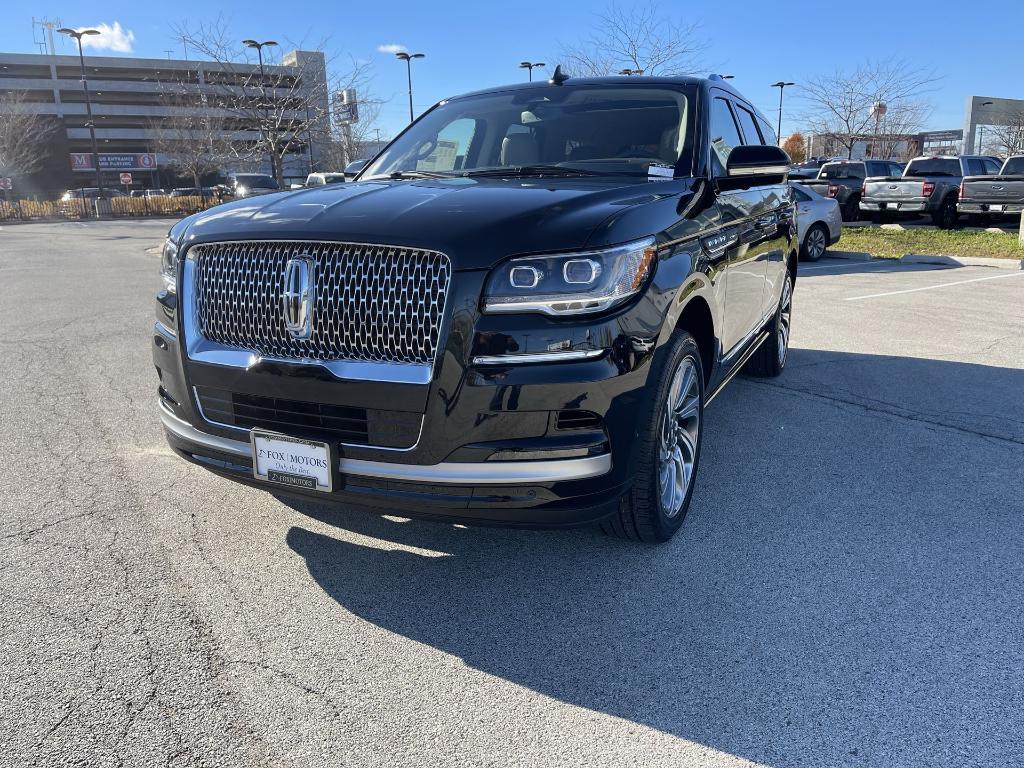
<box><xmin>958</xmin><ymin>155</ymin><xmax>1024</xmax><ymax>221</ymax></box>
<box><xmin>154</xmin><ymin>72</ymin><xmax>797</xmax><ymax>543</ymax></box>
<box><xmin>861</xmin><ymin>155</ymin><xmax>1002</xmax><ymax>228</ymax></box>
<box><xmin>803</xmin><ymin>159</ymin><xmax>905</xmax><ymax>221</ymax></box>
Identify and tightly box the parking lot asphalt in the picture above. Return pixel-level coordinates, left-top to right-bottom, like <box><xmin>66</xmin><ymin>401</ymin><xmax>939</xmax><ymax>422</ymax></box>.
<box><xmin>1</xmin><ymin>220</ymin><xmax>1022</xmax><ymax>767</ymax></box>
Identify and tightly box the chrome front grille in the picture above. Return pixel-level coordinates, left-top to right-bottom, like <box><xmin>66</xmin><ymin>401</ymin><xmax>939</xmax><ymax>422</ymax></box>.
<box><xmin>190</xmin><ymin>241</ymin><xmax>451</xmax><ymax>367</ymax></box>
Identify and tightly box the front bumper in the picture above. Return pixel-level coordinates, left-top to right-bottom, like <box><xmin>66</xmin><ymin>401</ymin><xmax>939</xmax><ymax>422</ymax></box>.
<box><xmin>160</xmin><ymin>402</ymin><xmax>625</xmax><ymax>526</ymax></box>
<box><xmin>152</xmin><ymin>252</ymin><xmax>673</xmax><ymax>525</ymax></box>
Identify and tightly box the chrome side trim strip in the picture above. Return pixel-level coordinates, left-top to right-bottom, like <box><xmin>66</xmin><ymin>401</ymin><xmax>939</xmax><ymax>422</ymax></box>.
<box><xmin>471</xmin><ymin>349</ymin><xmax>605</xmax><ymax>365</ymax></box>
<box><xmin>154</xmin><ymin>320</ymin><xmax>177</xmax><ymax>340</ymax></box>
<box><xmin>160</xmin><ymin>400</ymin><xmax>250</xmax><ymax>458</ymax></box>
<box><xmin>160</xmin><ymin>401</ymin><xmax>612</xmax><ymax>484</ymax></box>
<box><xmin>706</xmin><ymin>330</ymin><xmax>768</xmax><ymax>405</ymax></box>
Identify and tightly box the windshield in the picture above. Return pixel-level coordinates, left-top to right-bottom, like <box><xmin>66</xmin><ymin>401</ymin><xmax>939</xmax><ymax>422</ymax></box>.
<box><xmin>1001</xmin><ymin>157</ymin><xmax>1024</xmax><ymax>175</ymax></box>
<box><xmin>818</xmin><ymin>163</ymin><xmax>865</xmax><ymax>180</ymax></box>
<box><xmin>904</xmin><ymin>159</ymin><xmax>960</xmax><ymax>177</ymax></box>
<box><xmin>362</xmin><ymin>84</ymin><xmax>694</xmax><ymax>180</ymax></box>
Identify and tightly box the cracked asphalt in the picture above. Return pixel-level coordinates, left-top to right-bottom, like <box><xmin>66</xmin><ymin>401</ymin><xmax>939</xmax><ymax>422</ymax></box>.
<box><xmin>1</xmin><ymin>220</ymin><xmax>1022</xmax><ymax>767</ymax></box>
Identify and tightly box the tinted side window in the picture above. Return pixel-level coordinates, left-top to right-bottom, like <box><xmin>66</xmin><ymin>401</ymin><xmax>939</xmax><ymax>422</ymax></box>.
<box><xmin>890</xmin><ymin>162</ymin><xmax>906</xmax><ymax>177</ymax></box>
<box><xmin>709</xmin><ymin>97</ymin><xmax>743</xmax><ymax>175</ymax></box>
<box><xmin>793</xmin><ymin>188</ymin><xmax>811</xmax><ymax>202</ymax></box>
<box><xmin>963</xmin><ymin>158</ymin><xmax>986</xmax><ymax>176</ymax></box>
<box><xmin>757</xmin><ymin>116</ymin><xmax>778</xmax><ymax>146</ymax></box>
<box><xmin>982</xmin><ymin>158</ymin><xmax>1002</xmax><ymax>174</ymax></box>
<box><xmin>735</xmin><ymin>105</ymin><xmax>764</xmax><ymax>145</ymax></box>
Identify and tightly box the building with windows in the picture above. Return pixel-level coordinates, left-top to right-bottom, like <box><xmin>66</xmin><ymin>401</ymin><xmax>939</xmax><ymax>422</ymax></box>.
<box><xmin>0</xmin><ymin>48</ymin><xmax>329</xmax><ymax>196</ymax></box>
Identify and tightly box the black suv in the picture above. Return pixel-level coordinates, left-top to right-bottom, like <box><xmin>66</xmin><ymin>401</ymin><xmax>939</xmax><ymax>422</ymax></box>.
<box><xmin>154</xmin><ymin>73</ymin><xmax>796</xmax><ymax>542</ymax></box>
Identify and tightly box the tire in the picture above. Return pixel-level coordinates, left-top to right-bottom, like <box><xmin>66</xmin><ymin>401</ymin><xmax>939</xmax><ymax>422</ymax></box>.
<box><xmin>800</xmin><ymin>223</ymin><xmax>828</xmax><ymax>262</ymax></box>
<box><xmin>842</xmin><ymin>198</ymin><xmax>860</xmax><ymax>222</ymax></box>
<box><xmin>744</xmin><ymin>269</ymin><xmax>793</xmax><ymax>378</ymax></box>
<box><xmin>601</xmin><ymin>330</ymin><xmax>704</xmax><ymax>543</ymax></box>
<box><xmin>933</xmin><ymin>198</ymin><xmax>958</xmax><ymax>229</ymax></box>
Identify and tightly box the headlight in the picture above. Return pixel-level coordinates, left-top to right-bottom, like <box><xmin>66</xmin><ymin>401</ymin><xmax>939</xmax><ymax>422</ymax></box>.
<box><xmin>236</xmin><ymin>186</ymin><xmax>247</xmax><ymax>196</ymax></box>
<box><xmin>482</xmin><ymin>237</ymin><xmax>657</xmax><ymax>316</ymax></box>
<box><xmin>160</xmin><ymin>238</ymin><xmax>179</xmax><ymax>292</ymax></box>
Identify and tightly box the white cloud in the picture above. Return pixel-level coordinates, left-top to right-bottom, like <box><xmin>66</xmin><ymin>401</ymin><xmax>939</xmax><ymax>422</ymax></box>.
<box><xmin>377</xmin><ymin>43</ymin><xmax>406</xmax><ymax>55</ymax></box>
<box><xmin>77</xmin><ymin>22</ymin><xmax>135</xmax><ymax>54</ymax></box>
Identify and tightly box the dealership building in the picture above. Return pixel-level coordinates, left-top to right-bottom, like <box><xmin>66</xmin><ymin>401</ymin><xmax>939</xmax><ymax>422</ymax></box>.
<box><xmin>0</xmin><ymin>48</ymin><xmax>329</xmax><ymax>196</ymax></box>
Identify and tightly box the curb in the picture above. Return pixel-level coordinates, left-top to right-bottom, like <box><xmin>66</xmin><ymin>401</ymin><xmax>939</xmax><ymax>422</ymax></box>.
<box><xmin>900</xmin><ymin>253</ymin><xmax>1023</xmax><ymax>270</ymax></box>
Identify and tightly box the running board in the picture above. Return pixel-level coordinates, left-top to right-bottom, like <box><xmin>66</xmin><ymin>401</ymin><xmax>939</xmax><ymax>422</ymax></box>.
<box><xmin>706</xmin><ymin>330</ymin><xmax>769</xmax><ymax>405</ymax></box>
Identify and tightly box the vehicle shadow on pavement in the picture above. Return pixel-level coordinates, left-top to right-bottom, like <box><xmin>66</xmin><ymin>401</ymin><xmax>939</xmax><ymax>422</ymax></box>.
<box><xmin>281</xmin><ymin>349</ymin><xmax>1024</xmax><ymax>765</ymax></box>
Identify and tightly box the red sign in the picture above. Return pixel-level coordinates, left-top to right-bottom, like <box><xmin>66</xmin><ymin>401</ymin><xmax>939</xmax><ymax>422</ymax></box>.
<box><xmin>70</xmin><ymin>153</ymin><xmax>157</xmax><ymax>171</ymax></box>
<box><xmin>120</xmin><ymin>172</ymin><xmax>133</xmax><ymax>185</ymax></box>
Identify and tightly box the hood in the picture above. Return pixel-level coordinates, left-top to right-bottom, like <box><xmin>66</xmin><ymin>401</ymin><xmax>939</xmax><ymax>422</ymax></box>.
<box><xmin>181</xmin><ymin>176</ymin><xmax>682</xmax><ymax>269</ymax></box>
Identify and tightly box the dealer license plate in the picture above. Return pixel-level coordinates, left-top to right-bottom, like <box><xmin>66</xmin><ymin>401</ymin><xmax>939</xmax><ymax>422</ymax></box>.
<box><xmin>250</xmin><ymin>430</ymin><xmax>333</xmax><ymax>492</ymax></box>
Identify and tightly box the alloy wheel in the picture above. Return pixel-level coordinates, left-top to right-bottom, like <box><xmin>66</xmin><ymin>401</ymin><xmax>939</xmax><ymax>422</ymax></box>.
<box><xmin>778</xmin><ymin>275</ymin><xmax>792</xmax><ymax>367</ymax></box>
<box><xmin>658</xmin><ymin>356</ymin><xmax>701</xmax><ymax>518</ymax></box>
<box><xmin>807</xmin><ymin>227</ymin><xmax>826</xmax><ymax>259</ymax></box>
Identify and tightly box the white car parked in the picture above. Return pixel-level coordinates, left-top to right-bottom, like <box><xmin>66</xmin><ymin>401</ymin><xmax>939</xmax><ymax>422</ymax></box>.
<box><xmin>792</xmin><ymin>183</ymin><xmax>843</xmax><ymax>261</ymax></box>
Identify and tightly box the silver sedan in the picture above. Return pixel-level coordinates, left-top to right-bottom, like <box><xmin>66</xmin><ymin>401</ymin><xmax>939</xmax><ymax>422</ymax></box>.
<box><xmin>792</xmin><ymin>183</ymin><xmax>843</xmax><ymax>261</ymax></box>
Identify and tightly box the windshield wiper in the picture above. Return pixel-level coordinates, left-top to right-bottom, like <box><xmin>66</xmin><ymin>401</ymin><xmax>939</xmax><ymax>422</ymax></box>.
<box><xmin>461</xmin><ymin>165</ymin><xmax>615</xmax><ymax>178</ymax></box>
<box><xmin>386</xmin><ymin>170</ymin><xmax>455</xmax><ymax>180</ymax></box>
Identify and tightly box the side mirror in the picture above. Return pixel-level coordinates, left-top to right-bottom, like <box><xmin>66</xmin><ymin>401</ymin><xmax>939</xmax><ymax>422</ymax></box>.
<box><xmin>344</xmin><ymin>159</ymin><xmax>369</xmax><ymax>179</ymax></box>
<box><xmin>721</xmin><ymin>145</ymin><xmax>791</xmax><ymax>186</ymax></box>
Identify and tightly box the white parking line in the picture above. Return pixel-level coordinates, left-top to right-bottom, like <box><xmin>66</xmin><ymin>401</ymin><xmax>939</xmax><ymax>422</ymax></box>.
<box><xmin>846</xmin><ymin>270</ymin><xmax>1024</xmax><ymax>301</ymax></box>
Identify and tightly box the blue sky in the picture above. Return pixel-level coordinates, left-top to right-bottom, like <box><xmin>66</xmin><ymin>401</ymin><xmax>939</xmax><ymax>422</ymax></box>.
<box><xmin>3</xmin><ymin>0</ymin><xmax>1022</xmax><ymax>140</ymax></box>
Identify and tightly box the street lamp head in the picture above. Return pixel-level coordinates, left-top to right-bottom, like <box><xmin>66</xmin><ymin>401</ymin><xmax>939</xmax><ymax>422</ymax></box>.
<box><xmin>58</xmin><ymin>27</ymin><xmax>100</xmax><ymax>39</ymax></box>
<box><xmin>771</xmin><ymin>80</ymin><xmax>795</xmax><ymax>88</ymax></box>
<box><xmin>396</xmin><ymin>52</ymin><xmax>425</xmax><ymax>61</ymax></box>
<box><xmin>242</xmin><ymin>39</ymin><xmax>277</xmax><ymax>49</ymax></box>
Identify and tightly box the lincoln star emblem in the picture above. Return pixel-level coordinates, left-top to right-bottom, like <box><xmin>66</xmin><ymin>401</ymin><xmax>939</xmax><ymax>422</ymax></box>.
<box><xmin>281</xmin><ymin>257</ymin><xmax>315</xmax><ymax>340</ymax></box>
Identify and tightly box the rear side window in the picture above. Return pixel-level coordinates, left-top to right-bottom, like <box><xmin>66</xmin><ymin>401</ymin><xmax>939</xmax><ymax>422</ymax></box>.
<box><xmin>982</xmin><ymin>158</ymin><xmax>1002</xmax><ymax>174</ymax></box>
<box><xmin>904</xmin><ymin>158</ymin><xmax>960</xmax><ymax>177</ymax></box>
<box><xmin>819</xmin><ymin>163</ymin><xmax>865</xmax><ymax>179</ymax></box>
<box><xmin>709</xmin><ymin>97</ymin><xmax>743</xmax><ymax>175</ymax></box>
<box><xmin>1002</xmin><ymin>157</ymin><xmax>1024</xmax><ymax>175</ymax></box>
<box><xmin>792</xmin><ymin>187</ymin><xmax>811</xmax><ymax>202</ymax></box>
<box><xmin>864</xmin><ymin>162</ymin><xmax>890</xmax><ymax>177</ymax></box>
<box><xmin>963</xmin><ymin>158</ymin><xmax>986</xmax><ymax>176</ymax></box>
<box><xmin>889</xmin><ymin>162</ymin><xmax>906</xmax><ymax>176</ymax></box>
<box><xmin>757</xmin><ymin>116</ymin><xmax>778</xmax><ymax>146</ymax></box>
<box><xmin>734</xmin><ymin>105</ymin><xmax>763</xmax><ymax>145</ymax></box>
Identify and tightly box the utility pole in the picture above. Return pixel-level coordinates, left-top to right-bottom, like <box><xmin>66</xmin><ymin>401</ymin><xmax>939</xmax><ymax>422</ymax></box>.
<box><xmin>242</xmin><ymin>39</ymin><xmax>279</xmax><ymax>179</ymax></box>
<box><xmin>771</xmin><ymin>81</ymin><xmax>795</xmax><ymax>143</ymax></box>
<box><xmin>395</xmin><ymin>51</ymin><xmax>425</xmax><ymax>122</ymax></box>
<box><xmin>58</xmin><ymin>27</ymin><xmax>104</xmax><ymax>193</ymax></box>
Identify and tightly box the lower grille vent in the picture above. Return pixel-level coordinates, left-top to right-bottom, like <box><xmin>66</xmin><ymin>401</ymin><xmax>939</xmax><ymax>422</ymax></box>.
<box><xmin>194</xmin><ymin>386</ymin><xmax>420</xmax><ymax>448</ymax></box>
<box><xmin>555</xmin><ymin>410</ymin><xmax>603</xmax><ymax>430</ymax></box>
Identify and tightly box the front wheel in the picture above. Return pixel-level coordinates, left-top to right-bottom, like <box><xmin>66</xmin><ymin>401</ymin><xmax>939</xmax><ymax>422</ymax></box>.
<box><xmin>601</xmin><ymin>330</ymin><xmax>703</xmax><ymax>543</ymax></box>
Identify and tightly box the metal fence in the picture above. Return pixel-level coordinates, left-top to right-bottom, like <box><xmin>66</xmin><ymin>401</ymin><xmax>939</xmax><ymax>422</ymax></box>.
<box><xmin>0</xmin><ymin>195</ymin><xmax>222</xmax><ymax>222</ymax></box>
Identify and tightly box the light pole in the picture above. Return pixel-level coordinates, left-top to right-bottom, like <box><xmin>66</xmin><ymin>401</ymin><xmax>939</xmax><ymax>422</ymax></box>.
<box><xmin>771</xmin><ymin>81</ymin><xmax>795</xmax><ymax>144</ymax></box>
<box><xmin>395</xmin><ymin>51</ymin><xmax>425</xmax><ymax>123</ymax></box>
<box><xmin>242</xmin><ymin>39</ymin><xmax>279</xmax><ymax>179</ymax></box>
<box><xmin>978</xmin><ymin>101</ymin><xmax>994</xmax><ymax>154</ymax></box>
<box><xmin>619</xmin><ymin>68</ymin><xmax>644</xmax><ymax>76</ymax></box>
<box><xmin>519</xmin><ymin>61</ymin><xmax>545</xmax><ymax>81</ymax></box>
<box><xmin>57</xmin><ymin>27</ymin><xmax>103</xmax><ymax>193</ymax></box>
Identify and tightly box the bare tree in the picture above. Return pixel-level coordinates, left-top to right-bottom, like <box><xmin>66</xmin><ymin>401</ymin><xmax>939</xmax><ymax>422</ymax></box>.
<box><xmin>173</xmin><ymin>18</ymin><xmax>354</xmax><ymax>184</ymax></box>
<box><xmin>874</xmin><ymin>101</ymin><xmax>931</xmax><ymax>160</ymax></box>
<box><xmin>557</xmin><ymin>1</ymin><xmax>707</xmax><ymax>77</ymax></box>
<box><xmin>0</xmin><ymin>91</ymin><xmax>57</xmax><ymax>181</ymax></box>
<box><xmin>149</xmin><ymin>91</ymin><xmax>233</xmax><ymax>189</ymax></box>
<box><xmin>799</xmin><ymin>60</ymin><xmax>938</xmax><ymax>159</ymax></box>
<box><xmin>983</xmin><ymin>109</ymin><xmax>1024</xmax><ymax>157</ymax></box>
